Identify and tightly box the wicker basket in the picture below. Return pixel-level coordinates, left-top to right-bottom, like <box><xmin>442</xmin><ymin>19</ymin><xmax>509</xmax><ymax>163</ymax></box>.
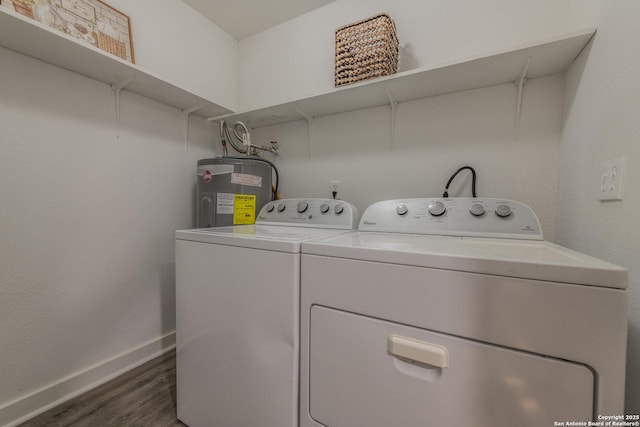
<box><xmin>10</xmin><ymin>0</ymin><xmax>35</xmax><ymax>19</ymax></box>
<box><xmin>95</xmin><ymin>32</ymin><xmax>127</xmax><ymax>61</ymax></box>
<box><xmin>335</xmin><ymin>13</ymin><xmax>399</xmax><ymax>87</ymax></box>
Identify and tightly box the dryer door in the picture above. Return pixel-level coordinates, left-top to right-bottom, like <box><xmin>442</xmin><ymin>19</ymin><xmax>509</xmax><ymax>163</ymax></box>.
<box><xmin>308</xmin><ymin>306</ymin><xmax>594</xmax><ymax>427</ymax></box>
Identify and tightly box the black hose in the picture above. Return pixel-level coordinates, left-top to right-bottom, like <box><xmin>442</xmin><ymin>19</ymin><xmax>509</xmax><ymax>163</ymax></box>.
<box><xmin>443</xmin><ymin>166</ymin><xmax>477</xmax><ymax>198</ymax></box>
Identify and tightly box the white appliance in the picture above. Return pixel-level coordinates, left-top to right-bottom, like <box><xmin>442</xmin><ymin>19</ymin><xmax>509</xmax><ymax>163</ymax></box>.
<box><xmin>299</xmin><ymin>198</ymin><xmax>628</xmax><ymax>427</ymax></box>
<box><xmin>175</xmin><ymin>198</ymin><xmax>358</xmax><ymax>427</ymax></box>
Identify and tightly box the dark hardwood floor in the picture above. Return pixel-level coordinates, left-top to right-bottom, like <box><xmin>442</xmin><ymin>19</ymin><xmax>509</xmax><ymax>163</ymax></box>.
<box><xmin>19</xmin><ymin>349</ymin><xmax>186</xmax><ymax>427</ymax></box>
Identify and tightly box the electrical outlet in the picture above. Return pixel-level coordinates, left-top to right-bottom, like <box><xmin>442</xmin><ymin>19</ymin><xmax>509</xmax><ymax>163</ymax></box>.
<box><xmin>598</xmin><ymin>156</ymin><xmax>625</xmax><ymax>201</ymax></box>
<box><xmin>331</xmin><ymin>180</ymin><xmax>341</xmax><ymax>199</ymax></box>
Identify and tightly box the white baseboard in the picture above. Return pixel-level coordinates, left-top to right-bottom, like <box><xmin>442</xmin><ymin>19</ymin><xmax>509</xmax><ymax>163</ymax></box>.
<box><xmin>0</xmin><ymin>331</ymin><xmax>176</xmax><ymax>427</ymax></box>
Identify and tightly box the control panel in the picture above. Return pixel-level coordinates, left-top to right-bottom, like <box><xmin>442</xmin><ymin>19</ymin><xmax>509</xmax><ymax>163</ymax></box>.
<box><xmin>359</xmin><ymin>198</ymin><xmax>543</xmax><ymax>240</ymax></box>
<box><xmin>257</xmin><ymin>198</ymin><xmax>359</xmax><ymax>229</ymax></box>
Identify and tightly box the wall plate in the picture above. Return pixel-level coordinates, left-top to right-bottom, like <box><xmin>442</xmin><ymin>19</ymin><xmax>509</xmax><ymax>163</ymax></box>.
<box><xmin>598</xmin><ymin>156</ymin><xmax>625</xmax><ymax>201</ymax></box>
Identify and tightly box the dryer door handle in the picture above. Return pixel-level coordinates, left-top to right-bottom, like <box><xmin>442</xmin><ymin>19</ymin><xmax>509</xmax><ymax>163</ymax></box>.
<box><xmin>388</xmin><ymin>335</ymin><xmax>449</xmax><ymax>368</ymax></box>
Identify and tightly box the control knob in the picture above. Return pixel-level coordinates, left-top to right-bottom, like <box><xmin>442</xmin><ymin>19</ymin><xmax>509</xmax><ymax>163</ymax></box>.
<box><xmin>265</xmin><ymin>203</ymin><xmax>275</xmax><ymax>213</ymax></box>
<box><xmin>396</xmin><ymin>204</ymin><xmax>408</xmax><ymax>216</ymax></box>
<box><xmin>277</xmin><ymin>202</ymin><xmax>286</xmax><ymax>212</ymax></box>
<box><xmin>297</xmin><ymin>201</ymin><xmax>309</xmax><ymax>213</ymax></box>
<box><xmin>334</xmin><ymin>204</ymin><xmax>344</xmax><ymax>215</ymax></box>
<box><xmin>470</xmin><ymin>203</ymin><xmax>485</xmax><ymax>217</ymax></box>
<box><xmin>495</xmin><ymin>204</ymin><xmax>512</xmax><ymax>218</ymax></box>
<box><xmin>320</xmin><ymin>203</ymin><xmax>330</xmax><ymax>214</ymax></box>
<box><xmin>428</xmin><ymin>201</ymin><xmax>446</xmax><ymax>217</ymax></box>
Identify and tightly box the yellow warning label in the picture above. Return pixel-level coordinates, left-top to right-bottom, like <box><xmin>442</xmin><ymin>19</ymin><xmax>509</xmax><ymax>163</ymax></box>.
<box><xmin>233</xmin><ymin>194</ymin><xmax>256</xmax><ymax>224</ymax></box>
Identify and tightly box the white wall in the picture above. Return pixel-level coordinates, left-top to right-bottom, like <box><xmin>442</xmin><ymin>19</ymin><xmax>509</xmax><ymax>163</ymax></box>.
<box><xmin>0</xmin><ymin>47</ymin><xmax>217</xmax><ymax>427</ymax></box>
<box><xmin>254</xmin><ymin>75</ymin><xmax>563</xmax><ymax>240</ymax></box>
<box><xmin>560</xmin><ymin>0</ymin><xmax>640</xmax><ymax>413</ymax></box>
<box><xmin>238</xmin><ymin>0</ymin><xmax>571</xmax><ymax>111</ymax></box>
<box><xmin>108</xmin><ymin>0</ymin><xmax>238</xmax><ymax>111</ymax></box>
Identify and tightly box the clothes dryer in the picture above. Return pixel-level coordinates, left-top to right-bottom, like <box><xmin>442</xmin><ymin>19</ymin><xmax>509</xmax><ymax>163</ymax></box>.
<box><xmin>175</xmin><ymin>198</ymin><xmax>358</xmax><ymax>427</ymax></box>
<box><xmin>300</xmin><ymin>198</ymin><xmax>627</xmax><ymax>427</ymax></box>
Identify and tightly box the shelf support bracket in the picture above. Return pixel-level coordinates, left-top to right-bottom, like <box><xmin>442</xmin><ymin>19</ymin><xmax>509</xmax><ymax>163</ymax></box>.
<box><xmin>207</xmin><ymin>113</ymin><xmax>234</xmax><ymax>124</ymax></box>
<box><xmin>294</xmin><ymin>107</ymin><xmax>314</xmax><ymax>156</ymax></box>
<box><xmin>514</xmin><ymin>57</ymin><xmax>531</xmax><ymax>140</ymax></box>
<box><xmin>385</xmin><ymin>89</ymin><xmax>398</xmax><ymax>151</ymax></box>
<box><xmin>182</xmin><ymin>106</ymin><xmax>203</xmax><ymax>152</ymax></box>
<box><xmin>111</xmin><ymin>77</ymin><xmax>135</xmax><ymax>139</ymax></box>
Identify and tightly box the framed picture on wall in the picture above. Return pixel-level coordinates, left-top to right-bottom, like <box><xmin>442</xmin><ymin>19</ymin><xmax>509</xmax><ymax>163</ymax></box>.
<box><xmin>1</xmin><ymin>0</ymin><xmax>135</xmax><ymax>63</ymax></box>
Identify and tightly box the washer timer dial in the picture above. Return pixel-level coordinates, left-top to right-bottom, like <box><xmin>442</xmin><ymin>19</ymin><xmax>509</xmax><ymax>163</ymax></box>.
<box><xmin>470</xmin><ymin>203</ymin><xmax>485</xmax><ymax>217</ymax></box>
<box><xmin>297</xmin><ymin>201</ymin><xmax>309</xmax><ymax>213</ymax></box>
<box><xmin>495</xmin><ymin>204</ymin><xmax>512</xmax><ymax>218</ymax></box>
<box><xmin>428</xmin><ymin>201</ymin><xmax>446</xmax><ymax>217</ymax></box>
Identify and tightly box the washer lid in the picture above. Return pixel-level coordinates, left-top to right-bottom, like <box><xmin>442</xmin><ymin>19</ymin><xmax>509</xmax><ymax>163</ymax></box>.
<box><xmin>176</xmin><ymin>225</ymin><xmax>354</xmax><ymax>253</ymax></box>
<box><xmin>301</xmin><ymin>232</ymin><xmax>627</xmax><ymax>289</ymax></box>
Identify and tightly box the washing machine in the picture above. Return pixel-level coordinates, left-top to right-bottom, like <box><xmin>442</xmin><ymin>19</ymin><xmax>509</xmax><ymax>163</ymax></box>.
<box><xmin>299</xmin><ymin>198</ymin><xmax>628</xmax><ymax>427</ymax></box>
<box><xmin>175</xmin><ymin>198</ymin><xmax>358</xmax><ymax>427</ymax></box>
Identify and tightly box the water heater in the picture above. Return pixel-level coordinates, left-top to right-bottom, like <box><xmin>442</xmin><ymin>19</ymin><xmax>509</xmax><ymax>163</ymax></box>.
<box><xmin>196</xmin><ymin>157</ymin><xmax>274</xmax><ymax>228</ymax></box>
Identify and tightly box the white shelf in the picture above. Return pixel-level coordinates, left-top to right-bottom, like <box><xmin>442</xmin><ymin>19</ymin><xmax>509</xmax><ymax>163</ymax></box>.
<box><xmin>215</xmin><ymin>28</ymin><xmax>596</xmax><ymax>128</ymax></box>
<box><xmin>0</xmin><ymin>6</ymin><xmax>233</xmax><ymax>119</ymax></box>
<box><xmin>0</xmin><ymin>5</ymin><xmax>594</xmax><ymax>127</ymax></box>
